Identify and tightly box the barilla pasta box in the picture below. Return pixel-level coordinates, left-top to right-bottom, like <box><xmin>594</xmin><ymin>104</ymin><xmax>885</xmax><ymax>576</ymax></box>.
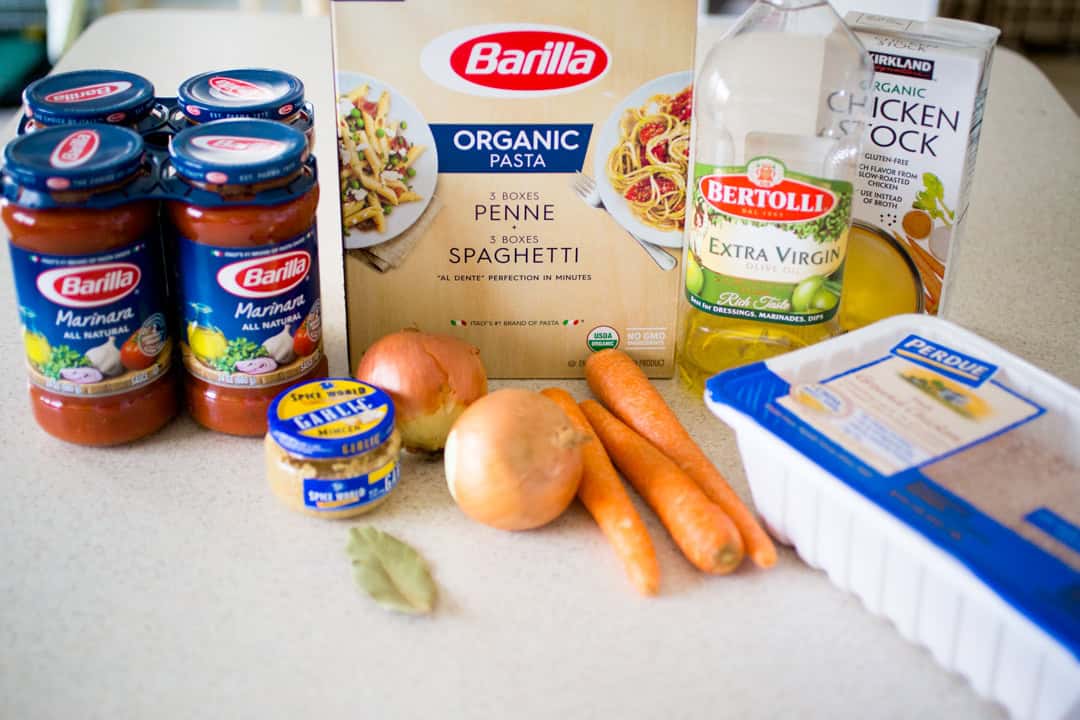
<box><xmin>330</xmin><ymin>0</ymin><xmax>697</xmax><ymax>377</ymax></box>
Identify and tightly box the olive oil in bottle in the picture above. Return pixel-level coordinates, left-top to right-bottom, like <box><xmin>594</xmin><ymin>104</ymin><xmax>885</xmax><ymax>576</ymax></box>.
<box><xmin>677</xmin><ymin>0</ymin><xmax>873</xmax><ymax>392</ymax></box>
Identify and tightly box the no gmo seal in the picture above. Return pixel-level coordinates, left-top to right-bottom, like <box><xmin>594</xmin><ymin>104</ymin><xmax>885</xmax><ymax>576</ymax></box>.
<box><xmin>587</xmin><ymin>325</ymin><xmax>619</xmax><ymax>352</ymax></box>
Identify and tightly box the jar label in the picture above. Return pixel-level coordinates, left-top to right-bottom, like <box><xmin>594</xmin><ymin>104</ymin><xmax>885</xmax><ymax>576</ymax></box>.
<box><xmin>686</xmin><ymin>157</ymin><xmax>852</xmax><ymax>325</ymax></box>
<box><xmin>8</xmin><ymin>238</ymin><xmax>172</xmax><ymax>397</ymax></box>
<box><xmin>303</xmin><ymin>460</ymin><xmax>400</xmax><ymax>512</ymax></box>
<box><xmin>176</xmin><ymin>226</ymin><xmax>323</xmax><ymax>388</ymax></box>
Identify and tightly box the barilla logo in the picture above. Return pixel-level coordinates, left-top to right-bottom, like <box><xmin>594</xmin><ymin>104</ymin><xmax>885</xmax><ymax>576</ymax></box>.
<box><xmin>421</xmin><ymin>24</ymin><xmax>610</xmax><ymax>97</ymax></box>
<box><xmin>451</xmin><ymin>32</ymin><xmax>607</xmax><ymax>89</ymax></box>
<box><xmin>43</xmin><ymin>81</ymin><xmax>132</xmax><ymax>104</ymax></box>
<box><xmin>217</xmin><ymin>250</ymin><xmax>310</xmax><ymax>299</ymax></box>
<box><xmin>870</xmin><ymin>51</ymin><xmax>935</xmax><ymax>81</ymax></box>
<box><xmin>49</xmin><ymin>129</ymin><xmax>100</xmax><ymax>169</ymax></box>
<box><xmin>36</xmin><ymin>263</ymin><xmax>140</xmax><ymax>308</ymax></box>
<box><xmin>891</xmin><ymin>335</ymin><xmax>998</xmax><ymax>388</ymax></box>
<box><xmin>207</xmin><ymin>76</ymin><xmax>274</xmax><ymax>101</ymax></box>
<box><xmin>189</xmin><ymin>135</ymin><xmax>285</xmax><ymax>161</ymax></box>
<box><xmin>700</xmin><ymin>158</ymin><xmax>836</xmax><ymax>223</ymax></box>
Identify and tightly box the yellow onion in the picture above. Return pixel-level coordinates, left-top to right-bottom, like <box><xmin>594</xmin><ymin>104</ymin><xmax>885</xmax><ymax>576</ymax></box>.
<box><xmin>445</xmin><ymin>389</ymin><xmax>587</xmax><ymax>531</ymax></box>
<box><xmin>356</xmin><ymin>329</ymin><xmax>487</xmax><ymax>452</ymax></box>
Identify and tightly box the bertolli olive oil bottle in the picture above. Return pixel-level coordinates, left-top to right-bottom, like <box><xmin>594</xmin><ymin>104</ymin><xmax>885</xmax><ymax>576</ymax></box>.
<box><xmin>677</xmin><ymin>0</ymin><xmax>873</xmax><ymax>391</ymax></box>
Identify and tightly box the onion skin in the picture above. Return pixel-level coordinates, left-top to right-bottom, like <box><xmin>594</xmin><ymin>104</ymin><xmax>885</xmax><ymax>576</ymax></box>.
<box><xmin>445</xmin><ymin>388</ymin><xmax>587</xmax><ymax>531</ymax></box>
<box><xmin>356</xmin><ymin>329</ymin><xmax>487</xmax><ymax>452</ymax></box>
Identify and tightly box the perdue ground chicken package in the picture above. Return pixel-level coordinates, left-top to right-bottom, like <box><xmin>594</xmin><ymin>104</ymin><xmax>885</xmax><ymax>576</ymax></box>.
<box><xmin>329</xmin><ymin>0</ymin><xmax>696</xmax><ymax>377</ymax></box>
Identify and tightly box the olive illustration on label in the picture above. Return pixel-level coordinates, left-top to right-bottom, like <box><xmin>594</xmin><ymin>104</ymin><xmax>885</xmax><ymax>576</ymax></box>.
<box><xmin>790</xmin><ymin>276</ymin><xmax>825</xmax><ymax>313</ymax></box>
<box><xmin>791</xmin><ymin>275</ymin><xmax>840</xmax><ymax>313</ymax></box>
<box><xmin>698</xmin><ymin>266</ymin><xmax>726</xmax><ymax>304</ymax></box>
<box><xmin>685</xmin><ymin>256</ymin><xmax>705</xmax><ymax>295</ymax></box>
<box><xmin>811</xmin><ymin>288</ymin><xmax>838</xmax><ymax>311</ymax></box>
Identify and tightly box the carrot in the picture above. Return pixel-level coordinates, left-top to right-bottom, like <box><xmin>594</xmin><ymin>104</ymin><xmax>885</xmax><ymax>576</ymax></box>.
<box><xmin>916</xmin><ymin>266</ymin><xmax>943</xmax><ymax>308</ymax></box>
<box><xmin>924</xmin><ymin>288</ymin><xmax>940</xmax><ymax>315</ymax></box>
<box><xmin>903</xmin><ymin>242</ymin><xmax>943</xmax><ymax>298</ymax></box>
<box><xmin>901</xmin><ymin>233</ymin><xmax>946</xmax><ymax>277</ymax></box>
<box><xmin>585</xmin><ymin>349</ymin><xmax>777</xmax><ymax>569</ymax></box>
<box><xmin>895</xmin><ymin>232</ymin><xmax>944</xmax><ymax>306</ymax></box>
<box><xmin>541</xmin><ymin>388</ymin><xmax>660</xmax><ymax>595</ymax></box>
<box><xmin>579</xmin><ymin>400</ymin><xmax>744</xmax><ymax>574</ymax></box>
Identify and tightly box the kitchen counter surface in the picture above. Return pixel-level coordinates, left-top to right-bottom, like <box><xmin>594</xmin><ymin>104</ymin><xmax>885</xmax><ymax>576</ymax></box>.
<box><xmin>2</xmin><ymin>11</ymin><xmax>1077</xmax><ymax>720</ymax></box>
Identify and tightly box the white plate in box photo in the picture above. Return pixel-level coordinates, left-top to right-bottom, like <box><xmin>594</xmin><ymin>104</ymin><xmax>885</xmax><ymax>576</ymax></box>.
<box><xmin>336</xmin><ymin>71</ymin><xmax>439</xmax><ymax>250</ymax></box>
<box><xmin>592</xmin><ymin>70</ymin><xmax>693</xmax><ymax>249</ymax></box>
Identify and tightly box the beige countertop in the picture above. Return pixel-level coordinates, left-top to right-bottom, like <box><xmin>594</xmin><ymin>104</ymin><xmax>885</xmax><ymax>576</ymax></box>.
<box><xmin>1</xmin><ymin>11</ymin><xmax>1077</xmax><ymax>720</ymax></box>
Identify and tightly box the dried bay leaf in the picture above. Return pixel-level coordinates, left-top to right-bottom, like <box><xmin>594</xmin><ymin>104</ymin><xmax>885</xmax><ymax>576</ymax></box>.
<box><xmin>346</xmin><ymin>526</ymin><xmax>437</xmax><ymax>615</ymax></box>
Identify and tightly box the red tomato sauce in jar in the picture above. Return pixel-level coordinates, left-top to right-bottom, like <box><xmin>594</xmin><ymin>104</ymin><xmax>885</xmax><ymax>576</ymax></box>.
<box><xmin>166</xmin><ymin>118</ymin><xmax>326</xmax><ymax>436</ymax></box>
<box><xmin>1</xmin><ymin>125</ymin><xmax>177</xmax><ymax>445</ymax></box>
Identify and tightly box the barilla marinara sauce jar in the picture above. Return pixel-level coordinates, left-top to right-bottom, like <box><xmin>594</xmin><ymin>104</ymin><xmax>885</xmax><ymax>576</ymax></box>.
<box><xmin>1</xmin><ymin>125</ymin><xmax>178</xmax><ymax>445</ymax></box>
<box><xmin>167</xmin><ymin>118</ymin><xmax>326</xmax><ymax>436</ymax></box>
<box><xmin>265</xmin><ymin>378</ymin><xmax>402</xmax><ymax>519</ymax></box>
<box><xmin>173</xmin><ymin>69</ymin><xmax>314</xmax><ymax>150</ymax></box>
<box><xmin>21</xmin><ymin>70</ymin><xmax>167</xmax><ymax>135</ymax></box>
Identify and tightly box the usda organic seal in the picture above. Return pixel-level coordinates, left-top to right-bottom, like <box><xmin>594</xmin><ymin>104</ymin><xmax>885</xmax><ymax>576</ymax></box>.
<box><xmin>587</xmin><ymin>325</ymin><xmax>619</xmax><ymax>352</ymax></box>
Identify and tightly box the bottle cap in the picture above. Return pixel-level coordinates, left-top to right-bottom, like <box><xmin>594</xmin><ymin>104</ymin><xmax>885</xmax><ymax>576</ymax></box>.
<box><xmin>3</xmin><ymin>124</ymin><xmax>144</xmax><ymax>192</ymax></box>
<box><xmin>169</xmin><ymin>118</ymin><xmax>307</xmax><ymax>185</ymax></box>
<box><xmin>178</xmin><ymin>69</ymin><xmax>305</xmax><ymax>122</ymax></box>
<box><xmin>23</xmin><ymin>70</ymin><xmax>156</xmax><ymax>127</ymax></box>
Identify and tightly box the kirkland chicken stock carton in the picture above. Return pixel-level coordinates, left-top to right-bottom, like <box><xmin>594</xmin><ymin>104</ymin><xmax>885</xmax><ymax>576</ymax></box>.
<box><xmin>844</xmin><ymin>13</ymin><xmax>999</xmax><ymax>316</ymax></box>
<box><xmin>330</xmin><ymin>0</ymin><xmax>696</xmax><ymax>377</ymax></box>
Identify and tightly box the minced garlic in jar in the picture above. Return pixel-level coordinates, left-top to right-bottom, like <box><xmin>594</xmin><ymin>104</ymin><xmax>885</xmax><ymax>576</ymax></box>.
<box><xmin>265</xmin><ymin>378</ymin><xmax>402</xmax><ymax>519</ymax></box>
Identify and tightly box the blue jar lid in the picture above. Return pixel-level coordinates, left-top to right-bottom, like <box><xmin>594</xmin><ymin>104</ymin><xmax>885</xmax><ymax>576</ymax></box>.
<box><xmin>169</xmin><ymin>118</ymin><xmax>307</xmax><ymax>185</ymax></box>
<box><xmin>2</xmin><ymin>124</ymin><xmax>144</xmax><ymax>192</ymax></box>
<box><xmin>178</xmin><ymin>69</ymin><xmax>305</xmax><ymax>122</ymax></box>
<box><xmin>268</xmin><ymin>378</ymin><xmax>397</xmax><ymax>460</ymax></box>
<box><xmin>23</xmin><ymin>70</ymin><xmax>156</xmax><ymax>127</ymax></box>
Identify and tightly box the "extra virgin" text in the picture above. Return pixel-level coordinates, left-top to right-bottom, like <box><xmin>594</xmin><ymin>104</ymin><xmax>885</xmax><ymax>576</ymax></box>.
<box><xmin>708</xmin><ymin>240</ymin><xmax>842</xmax><ymax>267</ymax></box>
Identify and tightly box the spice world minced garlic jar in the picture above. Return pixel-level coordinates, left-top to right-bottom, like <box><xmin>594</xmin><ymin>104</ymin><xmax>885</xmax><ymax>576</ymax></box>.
<box><xmin>265</xmin><ymin>378</ymin><xmax>402</xmax><ymax>519</ymax></box>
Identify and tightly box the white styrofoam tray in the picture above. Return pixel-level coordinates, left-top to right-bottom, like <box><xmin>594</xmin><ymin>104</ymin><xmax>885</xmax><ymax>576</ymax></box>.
<box><xmin>705</xmin><ymin>315</ymin><xmax>1080</xmax><ymax>720</ymax></box>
